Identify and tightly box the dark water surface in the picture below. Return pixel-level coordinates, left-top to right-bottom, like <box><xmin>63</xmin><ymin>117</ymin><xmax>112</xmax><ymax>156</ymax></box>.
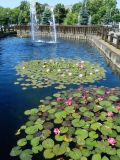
<box><xmin>0</xmin><ymin>37</ymin><xmax>120</xmax><ymax>159</ymax></box>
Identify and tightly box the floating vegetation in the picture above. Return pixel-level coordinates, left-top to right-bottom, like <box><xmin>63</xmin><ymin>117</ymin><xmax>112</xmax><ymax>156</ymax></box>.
<box><xmin>15</xmin><ymin>59</ymin><xmax>105</xmax><ymax>89</ymax></box>
<box><xmin>10</xmin><ymin>86</ymin><xmax>120</xmax><ymax>160</ymax></box>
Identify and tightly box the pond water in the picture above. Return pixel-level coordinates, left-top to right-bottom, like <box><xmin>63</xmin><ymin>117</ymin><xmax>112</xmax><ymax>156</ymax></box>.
<box><xmin>0</xmin><ymin>37</ymin><xmax>120</xmax><ymax>160</ymax></box>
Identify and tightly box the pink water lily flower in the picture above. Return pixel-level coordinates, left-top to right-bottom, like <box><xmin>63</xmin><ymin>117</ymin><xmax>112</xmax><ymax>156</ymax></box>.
<box><xmin>79</xmin><ymin>65</ymin><xmax>84</xmax><ymax>69</ymax></box>
<box><xmin>64</xmin><ymin>97</ymin><xmax>73</xmax><ymax>106</ymax></box>
<box><xmin>108</xmin><ymin>138</ymin><xmax>116</xmax><ymax>145</ymax></box>
<box><xmin>111</xmin><ymin>88</ymin><xmax>116</xmax><ymax>92</ymax></box>
<box><xmin>56</xmin><ymin>97</ymin><xmax>63</xmax><ymax>102</ymax></box>
<box><xmin>54</xmin><ymin>128</ymin><xmax>60</xmax><ymax>135</ymax></box>
<box><xmin>107</xmin><ymin>112</ymin><xmax>114</xmax><ymax>117</ymax></box>
<box><xmin>85</xmin><ymin>90</ymin><xmax>89</xmax><ymax>94</ymax></box>
<box><xmin>98</xmin><ymin>97</ymin><xmax>104</xmax><ymax>101</ymax></box>
<box><xmin>106</xmin><ymin>91</ymin><xmax>111</xmax><ymax>95</ymax></box>
<box><xmin>116</xmin><ymin>106</ymin><xmax>120</xmax><ymax>111</ymax></box>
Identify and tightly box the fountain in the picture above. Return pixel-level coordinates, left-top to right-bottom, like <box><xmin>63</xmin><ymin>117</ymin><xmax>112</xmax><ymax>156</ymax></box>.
<box><xmin>29</xmin><ymin>0</ymin><xmax>57</xmax><ymax>43</ymax></box>
<box><xmin>88</xmin><ymin>15</ymin><xmax>92</xmax><ymax>25</ymax></box>
<box><xmin>29</xmin><ymin>0</ymin><xmax>40</xmax><ymax>42</ymax></box>
<box><xmin>78</xmin><ymin>14</ymin><xmax>80</xmax><ymax>25</ymax></box>
<box><xmin>42</xmin><ymin>6</ymin><xmax>57</xmax><ymax>43</ymax></box>
<box><xmin>50</xmin><ymin>8</ymin><xmax>57</xmax><ymax>43</ymax></box>
<box><xmin>18</xmin><ymin>11</ymin><xmax>23</xmax><ymax>37</ymax></box>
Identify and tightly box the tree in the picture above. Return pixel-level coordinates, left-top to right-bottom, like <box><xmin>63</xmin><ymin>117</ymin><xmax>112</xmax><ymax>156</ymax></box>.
<box><xmin>19</xmin><ymin>1</ymin><xmax>30</xmax><ymax>24</ymax></box>
<box><xmin>87</xmin><ymin>0</ymin><xmax>117</xmax><ymax>24</ymax></box>
<box><xmin>54</xmin><ymin>4</ymin><xmax>67</xmax><ymax>24</ymax></box>
<box><xmin>42</xmin><ymin>7</ymin><xmax>51</xmax><ymax>25</ymax></box>
<box><xmin>64</xmin><ymin>12</ymin><xmax>77</xmax><ymax>25</ymax></box>
<box><xmin>36</xmin><ymin>3</ymin><xmax>48</xmax><ymax>24</ymax></box>
<box><xmin>79</xmin><ymin>0</ymin><xmax>89</xmax><ymax>25</ymax></box>
<box><xmin>112</xmin><ymin>11</ymin><xmax>120</xmax><ymax>22</ymax></box>
<box><xmin>72</xmin><ymin>2</ymin><xmax>82</xmax><ymax>14</ymax></box>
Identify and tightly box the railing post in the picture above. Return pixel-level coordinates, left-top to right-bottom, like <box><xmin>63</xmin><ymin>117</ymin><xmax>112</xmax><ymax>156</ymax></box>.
<box><xmin>116</xmin><ymin>36</ymin><xmax>120</xmax><ymax>49</ymax></box>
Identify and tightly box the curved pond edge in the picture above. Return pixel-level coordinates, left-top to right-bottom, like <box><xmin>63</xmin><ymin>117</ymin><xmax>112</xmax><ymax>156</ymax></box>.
<box><xmin>88</xmin><ymin>35</ymin><xmax>120</xmax><ymax>70</ymax></box>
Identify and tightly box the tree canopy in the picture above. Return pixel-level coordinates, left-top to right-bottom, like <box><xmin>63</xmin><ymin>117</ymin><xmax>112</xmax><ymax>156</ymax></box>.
<box><xmin>0</xmin><ymin>0</ymin><xmax>120</xmax><ymax>26</ymax></box>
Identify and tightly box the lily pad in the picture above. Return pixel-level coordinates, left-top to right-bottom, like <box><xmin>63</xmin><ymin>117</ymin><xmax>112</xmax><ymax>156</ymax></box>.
<box><xmin>42</xmin><ymin>138</ymin><xmax>54</xmax><ymax>149</ymax></box>
<box><xmin>10</xmin><ymin>146</ymin><xmax>22</xmax><ymax>156</ymax></box>
<box><xmin>15</xmin><ymin>59</ymin><xmax>105</xmax><ymax>89</ymax></box>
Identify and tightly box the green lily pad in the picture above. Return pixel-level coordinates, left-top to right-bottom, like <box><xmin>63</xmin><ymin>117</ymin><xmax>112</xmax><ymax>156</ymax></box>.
<box><xmin>19</xmin><ymin>149</ymin><xmax>33</xmax><ymax>160</ymax></box>
<box><xmin>43</xmin><ymin>149</ymin><xmax>55</xmax><ymax>159</ymax></box>
<box><xmin>10</xmin><ymin>146</ymin><xmax>22</xmax><ymax>156</ymax></box>
<box><xmin>92</xmin><ymin>154</ymin><xmax>101</xmax><ymax>160</ymax></box>
<box><xmin>68</xmin><ymin>148</ymin><xmax>82</xmax><ymax>160</ymax></box>
<box><xmin>75</xmin><ymin>129</ymin><xmax>88</xmax><ymax>139</ymax></box>
<box><xmin>60</xmin><ymin>127</ymin><xmax>69</xmax><ymax>134</ymax></box>
<box><xmin>42</xmin><ymin>138</ymin><xmax>54</xmax><ymax>149</ymax></box>
<box><xmin>31</xmin><ymin>137</ymin><xmax>40</xmax><ymax>147</ymax></box>
<box><xmin>17</xmin><ymin>138</ymin><xmax>27</xmax><ymax>147</ymax></box>
<box><xmin>32</xmin><ymin>145</ymin><xmax>43</xmax><ymax>154</ymax></box>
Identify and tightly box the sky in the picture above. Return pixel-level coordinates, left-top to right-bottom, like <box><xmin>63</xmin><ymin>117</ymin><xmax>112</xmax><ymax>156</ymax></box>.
<box><xmin>0</xmin><ymin>0</ymin><xmax>120</xmax><ymax>8</ymax></box>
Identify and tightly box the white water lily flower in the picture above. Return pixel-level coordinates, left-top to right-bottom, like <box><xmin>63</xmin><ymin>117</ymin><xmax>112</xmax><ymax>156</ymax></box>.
<box><xmin>81</xmin><ymin>61</ymin><xmax>85</xmax><ymax>64</ymax></box>
<box><xmin>58</xmin><ymin>69</ymin><xmax>61</xmax><ymax>72</ymax></box>
<box><xmin>68</xmin><ymin>72</ymin><xmax>72</xmax><ymax>76</ymax></box>
<box><xmin>95</xmin><ymin>69</ymin><xmax>99</xmax><ymax>72</ymax></box>
<box><xmin>43</xmin><ymin>65</ymin><xmax>46</xmax><ymax>68</ymax></box>
<box><xmin>46</xmin><ymin>69</ymin><xmax>50</xmax><ymax>72</ymax></box>
<box><xmin>22</xmin><ymin>66</ymin><xmax>25</xmax><ymax>69</ymax></box>
<box><xmin>79</xmin><ymin>74</ymin><xmax>83</xmax><ymax>78</ymax></box>
<box><xmin>49</xmin><ymin>60</ymin><xmax>53</xmax><ymax>63</ymax></box>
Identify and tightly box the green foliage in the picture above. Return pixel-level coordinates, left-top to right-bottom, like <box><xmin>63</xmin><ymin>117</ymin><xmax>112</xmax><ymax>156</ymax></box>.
<box><xmin>87</xmin><ymin>0</ymin><xmax>118</xmax><ymax>24</ymax></box>
<box><xmin>10</xmin><ymin>86</ymin><xmax>120</xmax><ymax>160</ymax></box>
<box><xmin>64</xmin><ymin>12</ymin><xmax>78</xmax><ymax>25</ymax></box>
<box><xmin>54</xmin><ymin>3</ymin><xmax>68</xmax><ymax>24</ymax></box>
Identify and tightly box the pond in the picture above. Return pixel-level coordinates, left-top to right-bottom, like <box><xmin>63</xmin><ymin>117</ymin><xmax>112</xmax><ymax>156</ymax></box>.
<box><xmin>0</xmin><ymin>37</ymin><xmax>120</xmax><ymax>160</ymax></box>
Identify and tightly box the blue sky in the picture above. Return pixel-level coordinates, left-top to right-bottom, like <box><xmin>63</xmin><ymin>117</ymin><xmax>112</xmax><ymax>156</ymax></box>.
<box><xmin>0</xmin><ymin>0</ymin><xmax>120</xmax><ymax>8</ymax></box>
